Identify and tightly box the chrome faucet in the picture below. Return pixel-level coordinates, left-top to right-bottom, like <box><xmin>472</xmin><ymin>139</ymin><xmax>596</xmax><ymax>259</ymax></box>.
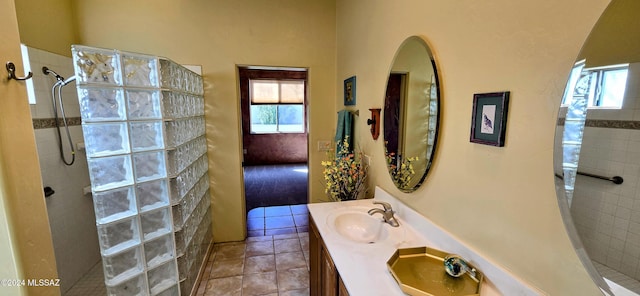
<box><xmin>368</xmin><ymin>201</ymin><xmax>399</xmax><ymax>227</ymax></box>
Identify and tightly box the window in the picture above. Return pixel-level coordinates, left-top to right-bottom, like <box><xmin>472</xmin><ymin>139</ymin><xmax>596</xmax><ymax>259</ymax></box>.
<box><xmin>249</xmin><ymin>79</ymin><xmax>305</xmax><ymax>133</ymax></box>
<box><xmin>562</xmin><ymin>61</ymin><xmax>628</xmax><ymax>108</ymax></box>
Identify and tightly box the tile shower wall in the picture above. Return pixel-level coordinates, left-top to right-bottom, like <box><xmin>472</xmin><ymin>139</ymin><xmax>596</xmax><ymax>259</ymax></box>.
<box><xmin>27</xmin><ymin>46</ymin><xmax>101</xmax><ymax>294</ymax></box>
<box><xmin>71</xmin><ymin>45</ymin><xmax>212</xmax><ymax>296</ymax></box>
<box><xmin>570</xmin><ymin>62</ymin><xmax>640</xmax><ymax>280</ymax></box>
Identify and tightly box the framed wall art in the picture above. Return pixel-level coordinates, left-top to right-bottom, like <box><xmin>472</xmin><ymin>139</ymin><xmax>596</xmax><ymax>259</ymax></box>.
<box><xmin>344</xmin><ymin>76</ymin><xmax>356</xmax><ymax>106</ymax></box>
<box><xmin>470</xmin><ymin>91</ymin><xmax>510</xmax><ymax>147</ymax></box>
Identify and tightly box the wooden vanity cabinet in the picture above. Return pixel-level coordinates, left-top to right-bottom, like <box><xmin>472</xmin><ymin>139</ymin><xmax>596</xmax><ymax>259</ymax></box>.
<box><xmin>310</xmin><ymin>214</ymin><xmax>350</xmax><ymax>296</ymax></box>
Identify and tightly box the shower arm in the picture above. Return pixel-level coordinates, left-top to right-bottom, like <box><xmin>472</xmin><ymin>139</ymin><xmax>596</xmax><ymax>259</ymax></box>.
<box><xmin>62</xmin><ymin>75</ymin><xmax>76</xmax><ymax>86</ymax></box>
<box><xmin>42</xmin><ymin>66</ymin><xmax>64</xmax><ymax>81</ymax></box>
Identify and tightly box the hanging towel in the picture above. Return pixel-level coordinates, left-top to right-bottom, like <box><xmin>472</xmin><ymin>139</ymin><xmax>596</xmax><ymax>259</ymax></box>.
<box><xmin>335</xmin><ymin>109</ymin><xmax>353</xmax><ymax>154</ymax></box>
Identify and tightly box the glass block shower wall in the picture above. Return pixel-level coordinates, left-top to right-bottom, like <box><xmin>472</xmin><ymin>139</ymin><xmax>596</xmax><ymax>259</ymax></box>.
<box><xmin>71</xmin><ymin>45</ymin><xmax>212</xmax><ymax>296</ymax></box>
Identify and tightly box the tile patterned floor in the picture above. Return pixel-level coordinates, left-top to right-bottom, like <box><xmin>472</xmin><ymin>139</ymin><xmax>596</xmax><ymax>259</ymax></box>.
<box><xmin>247</xmin><ymin>205</ymin><xmax>309</xmax><ymax>237</ymax></box>
<box><xmin>196</xmin><ymin>204</ymin><xmax>310</xmax><ymax>295</ymax></box>
<box><xmin>196</xmin><ymin>232</ymin><xmax>310</xmax><ymax>296</ymax></box>
<box><xmin>64</xmin><ymin>260</ymin><xmax>106</xmax><ymax>296</ymax></box>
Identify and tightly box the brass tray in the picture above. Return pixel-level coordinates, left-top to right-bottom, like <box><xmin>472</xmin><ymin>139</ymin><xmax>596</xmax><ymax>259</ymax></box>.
<box><xmin>387</xmin><ymin>247</ymin><xmax>483</xmax><ymax>296</ymax></box>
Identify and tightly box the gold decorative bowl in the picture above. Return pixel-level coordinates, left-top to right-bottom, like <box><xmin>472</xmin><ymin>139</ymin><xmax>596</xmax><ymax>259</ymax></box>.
<box><xmin>387</xmin><ymin>247</ymin><xmax>483</xmax><ymax>296</ymax></box>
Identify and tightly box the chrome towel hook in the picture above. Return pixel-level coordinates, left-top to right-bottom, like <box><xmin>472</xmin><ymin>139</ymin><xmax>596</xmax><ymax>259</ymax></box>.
<box><xmin>6</xmin><ymin>61</ymin><xmax>33</xmax><ymax>81</ymax></box>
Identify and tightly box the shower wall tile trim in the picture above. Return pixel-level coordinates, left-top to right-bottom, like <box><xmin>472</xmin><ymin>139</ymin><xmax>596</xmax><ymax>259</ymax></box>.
<box><xmin>32</xmin><ymin>117</ymin><xmax>81</xmax><ymax>129</ymax></box>
<box><xmin>557</xmin><ymin>118</ymin><xmax>640</xmax><ymax>130</ymax></box>
<box><xmin>72</xmin><ymin>45</ymin><xmax>211</xmax><ymax>296</ymax></box>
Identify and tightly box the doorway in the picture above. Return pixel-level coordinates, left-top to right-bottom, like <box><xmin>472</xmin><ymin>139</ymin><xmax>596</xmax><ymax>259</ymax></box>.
<box><xmin>238</xmin><ymin>67</ymin><xmax>309</xmax><ymax>236</ymax></box>
<box><xmin>384</xmin><ymin>72</ymin><xmax>406</xmax><ymax>159</ymax></box>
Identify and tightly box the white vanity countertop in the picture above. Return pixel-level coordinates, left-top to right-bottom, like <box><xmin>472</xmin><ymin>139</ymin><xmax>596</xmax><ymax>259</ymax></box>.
<box><xmin>307</xmin><ymin>186</ymin><xmax>544</xmax><ymax>296</ymax></box>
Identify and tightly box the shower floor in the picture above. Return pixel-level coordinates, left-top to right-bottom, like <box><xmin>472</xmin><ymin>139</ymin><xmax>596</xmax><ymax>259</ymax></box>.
<box><xmin>64</xmin><ymin>260</ymin><xmax>106</xmax><ymax>296</ymax></box>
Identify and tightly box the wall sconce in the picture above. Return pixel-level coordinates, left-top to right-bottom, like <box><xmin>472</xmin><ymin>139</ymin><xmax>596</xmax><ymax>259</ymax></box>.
<box><xmin>367</xmin><ymin>108</ymin><xmax>381</xmax><ymax>140</ymax></box>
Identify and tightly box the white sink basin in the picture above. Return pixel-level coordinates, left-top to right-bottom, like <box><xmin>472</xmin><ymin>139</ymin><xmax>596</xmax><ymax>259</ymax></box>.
<box><xmin>326</xmin><ymin>208</ymin><xmax>388</xmax><ymax>244</ymax></box>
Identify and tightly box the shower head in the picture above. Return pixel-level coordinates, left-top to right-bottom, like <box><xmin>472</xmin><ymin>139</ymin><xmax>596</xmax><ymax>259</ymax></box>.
<box><xmin>42</xmin><ymin>66</ymin><xmax>64</xmax><ymax>82</ymax></box>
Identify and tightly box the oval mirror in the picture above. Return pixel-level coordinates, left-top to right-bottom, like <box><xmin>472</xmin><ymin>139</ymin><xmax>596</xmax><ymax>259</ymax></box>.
<box><xmin>383</xmin><ymin>36</ymin><xmax>440</xmax><ymax>192</ymax></box>
<box><xmin>555</xmin><ymin>0</ymin><xmax>640</xmax><ymax>294</ymax></box>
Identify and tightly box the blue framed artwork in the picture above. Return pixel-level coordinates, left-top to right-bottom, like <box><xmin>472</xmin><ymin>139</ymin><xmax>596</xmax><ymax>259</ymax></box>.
<box><xmin>344</xmin><ymin>76</ymin><xmax>356</xmax><ymax>106</ymax></box>
<box><xmin>470</xmin><ymin>91</ymin><xmax>510</xmax><ymax>147</ymax></box>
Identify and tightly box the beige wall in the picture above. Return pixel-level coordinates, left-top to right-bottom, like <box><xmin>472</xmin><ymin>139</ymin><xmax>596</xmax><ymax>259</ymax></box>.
<box><xmin>337</xmin><ymin>0</ymin><xmax>609</xmax><ymax>294</ymax></box>
<box><xmin>71</xmin><ymin>0</ymin><xmax>337</xmax><ymax>242</ymax></box>
<box><xmin>14</xmin><ymin>0</ymin><xmax>78</xmax><ymax>57</ymax></box>
<box><xmin>579</xmin><ymin>0</ymin><xmax>640</xmax><ymax>67</ymax></box>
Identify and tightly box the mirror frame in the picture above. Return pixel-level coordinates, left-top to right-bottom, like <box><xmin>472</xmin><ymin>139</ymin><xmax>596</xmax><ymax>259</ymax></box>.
<box><xmin>383</xmin><ymin>35</ymin><xmax>441</xmax><ymax>193</ymax></box>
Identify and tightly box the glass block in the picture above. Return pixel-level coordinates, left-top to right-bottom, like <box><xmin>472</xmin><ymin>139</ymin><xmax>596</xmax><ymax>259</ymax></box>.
<box><xmin>88</xmin><ymin>155</ymin><xmax>134</xmax><ymax>191</ymax></box>
<box><xmin>172</xmin><ymin>204</ymin><xmax>183</xmax><ymax>230</ymax></box>
<box><xmin>130</xmin><ymin>121</ymin><xmax>164</xmax><ymax>152</ymax></box>
<box><xmin>122</xmin><ymin>53</ymin><xmax>158</xmax><ymax>87</ymax></box>
<box><xmin>141</xmin><ymin>208</ymin><xmax>172</xmax><ymax>241</ymax></box>
<box><xmin>428</xmin><ymin>115</ymin><xmax>438</xmax><ymax>130</ymax></box>
<box><xmin>563</xmin><ymin>120</ymin><xmax>585</xmax><ymax>143</ymax></box>
<box><xmin>196</xmin><ymin>95</ymin><xmax>205</xmax><ymax>116</ymax></box>
<box><xmin>169</xmin><ymin>178</ymin><xmax>181</xmax><ymax>204</ymax></box>
<box><xmin>166</xmin><ymin>137</ymin><xmax>206</xmax><ymax>176</ymax></box>
<box><xmin>180</xmin><ymin>281</ymin><xmax>190</xmax><ymax>296</ymax></box>
<box><xmin>83</xmin><ymin>123</ymin><xmax>130</xmax><ymax>157</ymax></box>
<box><xmin>166</xmin><ymin>149</ymin><xmax>180</xmax><ymax>177</ymax></box>
<box><xmin>174</xmin><ymin>229</ymin><xmax>185</xmax><ymax>257</ymax></box>
<box><xmin>163</xmin><ymin>120</ymin><xmax>181</xmax><ymax>148</ymax></box>
<box><xmin>175</xmin><ymin>68</ymin><xmax>185</xmax><ymax>92</ymax></box>
<box><xmin>563</xmin><ymin>144</ymin><xmax>582</xmax><ymax>165</ymax></box>
<box><xmin>77</xmin><ymin>87</ymin><xmax>126</xmax><ymax>122</ymax></box>
<box><xmin>164</xmin><ymin>117</ymin><xmax>206</xmax><ymax>148</ymax></box>
<box><xmin>72</xmin><ymin>45</ymin><xmax>121</xmax><ymax>85</ymax></box>
<box><xmin>168</xmin><ymin>155</ymin><xmax>208</xmax><ymax>201</ymax></box>
<box><xmin>97</xmin><ymin>217</ymin><xmax>140</xmax><ymax>255</ymax></box>
<box><xmin>154</xmin><ymin>284</ymin><xmax>179</xmax><ymax>296</ymax></box>
<box><xmin>159</xmin><ymin>59</ymin><xmax>173</xmax><ymax>89</ymax></box>
<box><xmin>144</xmin><ymin>234</ymin><xmax>175</xmax><ymax>268</ymax></box>
<box><xmin>195</xmin><ymin>76</ymin><xmax>204</xmax><ymax>95</ymax></box>
<box><xmin>136</xmin><ymin>179</ymin><xmax>169</xmax><ymax>212</ymax></box>
<box><xmin>564</xmin><ymin>167</ymin><xmax>577</xmax><ymax>196</ymax></box>
<box><xmin>177</xmin><ymin>255</ymin><xmax>187</xmax><ymax>281</ymax></box>
<box><xmin>106</xmin><ymin>272</ymin><xmax>148</xmax><ymax>296</ymax></box>
<box><xmin>103</xmin><ymin>246</ymin><xmax>144</xmax><ymax>285</ymax></box>
<box><xmin>567</xmin><ymin>99</ymin><xmax>588</xmax><ymax>119</ymax></box>
<box><xmin>163</xmin><ymin>92</ymin><xmax>204</xmax><ymax>119</ymax></box>
<box><xmin>147</xmin><ymin>260</ymin><xmax>178</xmax><ymax>295</ymax></box>
<box><xmin>93</xmin><ymin>186</ymin><xmax>136</xmax><ymax>224</ymax></box>
<box><xmin>160</xmin><ymin>91</ymin><xmax>176</xmax><ymax>118</ymax></box>
<box><xmin>127</xmin><ymin>90</ymin><xmax>162</xmax><ymax>120</ymax></box>
<box><xmin>133</xmin><ymin>151</ymin><xmax>167</xmax><ymax>182</ymax></box>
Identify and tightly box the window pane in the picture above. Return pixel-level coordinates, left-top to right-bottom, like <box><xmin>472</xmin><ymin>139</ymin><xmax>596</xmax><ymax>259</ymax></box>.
<box><xmin>250</xmin><ymin>80</ymin><xmax>279</xmax><ymax>103</ymax></box>
<box><xmin>250</xmin><ymin>105</ymin><xmax>277</xmax><ymax>133</ymax></box>
<box><xmin>280</xmin><ymin>81</ymin><xmax>304</xmax><ymax>103</ymax></box>
<box><xmin>277</xmin><ymin>105</ymin><xmax>304</xmax><ymax>132</ymax></box>
<box><xmin>598</xmin><ymin>69</ymin><xmax>627</xmax><ymax>108</ymax></box>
